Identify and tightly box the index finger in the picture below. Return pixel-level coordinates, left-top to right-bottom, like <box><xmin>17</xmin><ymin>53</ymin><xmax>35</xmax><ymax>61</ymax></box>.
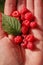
<box><xmin>4</xmin><ymin>0</ymin><xmax>16</xmax><ymax>15</ymax></box>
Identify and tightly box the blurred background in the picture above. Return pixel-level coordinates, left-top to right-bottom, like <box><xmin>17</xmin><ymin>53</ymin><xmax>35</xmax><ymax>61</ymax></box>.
<box><xmin>0</xmin><ymin>0</ymin><xmax>5</xmax><ymax>12</ymax></box>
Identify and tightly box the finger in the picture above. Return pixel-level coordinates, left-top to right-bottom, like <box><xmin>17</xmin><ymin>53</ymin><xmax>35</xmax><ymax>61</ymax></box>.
<box><xmin>31</xmin><ymin>0</ymin><xmax>43</xmax><ymax>56</ymax></box>
<box><xmin>34</xmin><ymin>0</ymin><xmax>42</xmax><ymax>29</ymax></box>
<box><xmin>32</xmin><ymin>0</ymin><xmax>43</xmax><ymax>40</ymax></box>
<box><xmin>17</xmin><ymin>0</ymin><xmax>26</xmax><ymax>11</ymax></box>
<box><xmin>0</xmin><ymin>37</ymin><xmax>24</xmax><ymax>65</ymax></box>
<box><xmin>26</xmin><ymin>0</ymin><xmax>34</xmax><ymax>14</ymax></box>
<box><xmin>0</xmin><ymin>0</ymin><xmax>16</xmax><ymax>39</ymax></box>
<box><xmin>4</xmin><ymin>0</ymin><xmax>16</xmax><ymax>15</ymax></box>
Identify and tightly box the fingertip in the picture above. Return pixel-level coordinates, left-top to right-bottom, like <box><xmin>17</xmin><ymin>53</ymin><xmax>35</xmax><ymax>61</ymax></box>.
<box><xmin>4</xmin><ymin>0</ymin><xmax>17</xmax><ymax>15</ymax></box>
<box><xmin>17</xmin><ymin>0</ymin><xmax>26</xmax><ymax>11</ymax></box>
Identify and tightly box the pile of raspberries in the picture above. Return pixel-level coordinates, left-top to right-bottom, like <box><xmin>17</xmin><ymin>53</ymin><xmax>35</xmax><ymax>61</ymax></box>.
<box><xmin>8</xmin><ymin>7</ymin><xmax>37</xmax><ymax>50</ymax></box>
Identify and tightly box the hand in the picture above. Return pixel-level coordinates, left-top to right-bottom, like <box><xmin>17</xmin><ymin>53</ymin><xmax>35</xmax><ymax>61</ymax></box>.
<box><xmin>0</xmin><ymin>0</ymin><xmax>43</xmax><ymax>65</ymax></box>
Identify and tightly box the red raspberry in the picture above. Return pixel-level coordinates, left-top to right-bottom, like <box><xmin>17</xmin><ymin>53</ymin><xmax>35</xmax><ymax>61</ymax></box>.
<box><xmin>20</xmin><ymin>7</ymin><xmax>29</xmax><ymax>14</ymax></box>
<box><xmin>21</xmin><ymin>43</ymin><xmax>27</xmax><ymax>48</ymax></box>
<box><xmin>14</xmin><ymin>36</ymin><xmax>22</xmax><ymax>44</ymax></box>
<box><xmin>26</xmin><ymin>34</ymin><xmax>35</xmax><ymax>42</ymax></box>
<box><xmin>22</xmin><ymin>34</ymin><xmax>27</xmax><ymax>38</ymax></box>
<box><xmin>21</xmin><ymin>14</ymin><xmax>25</xmax><ymax>21</ymax></box>
<box><xmin>21</xmin><ymin>40</ymin><xmax>27</xmax><ymax>48</ymax></box>
<box><xmin>27</xmin><ymin>42</ymin><xmax>33</xmax><ymax>50</ymax></box>
<box><xmin>25</xmin><ymin>12</ymin><xmax>34</xmax><ymax>21</ymax></box>
<box><xmin>23</xmin><ymin>38</ymin><xmax>26</xmax><ymax>42</ymax></box>
<box><xmin>21</xmin><ymin>26</ymin><xmax>28</xmax><ymax>34</ymax></box>
<box><xmin>22</xmin><ymin>20</ymin><xmax>30</xmax><ymax>27</ymax></box>
<box><xmin>30</xmin><ymin>22</ymin><xmax>37</xmax><ymax>28</ymax></box>
<box><xmin>12</xmin><ymin>11</ymin><xmax>20</xmax><ymax>17</ymax></box>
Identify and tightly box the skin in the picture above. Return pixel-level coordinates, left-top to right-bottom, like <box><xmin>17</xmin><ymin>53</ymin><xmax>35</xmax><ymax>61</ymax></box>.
<box><xmin>0</xmin><ymin>0</ymin><xmax>43</xmax><ymax>65</ymax></box>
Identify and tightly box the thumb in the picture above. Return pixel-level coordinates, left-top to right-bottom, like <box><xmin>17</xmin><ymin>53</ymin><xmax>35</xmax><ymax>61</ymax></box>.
<box><xmin>0</xmin><ymin>37</ymin><xmax>22</xmax><ymax>65</ymax></box>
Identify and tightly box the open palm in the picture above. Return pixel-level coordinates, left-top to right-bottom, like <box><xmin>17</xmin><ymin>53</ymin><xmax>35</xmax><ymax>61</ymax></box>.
<box><xmin>0</xmin><ymin>0</ymin><xmax>42</xmax><ymax>65</ymax></box>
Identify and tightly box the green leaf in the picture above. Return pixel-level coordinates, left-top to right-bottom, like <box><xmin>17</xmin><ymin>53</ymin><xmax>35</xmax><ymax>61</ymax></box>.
<box><xmin>2</xmin><ymin>14</ymin><xmax>21</xmax><ymax>35</ymax></box>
